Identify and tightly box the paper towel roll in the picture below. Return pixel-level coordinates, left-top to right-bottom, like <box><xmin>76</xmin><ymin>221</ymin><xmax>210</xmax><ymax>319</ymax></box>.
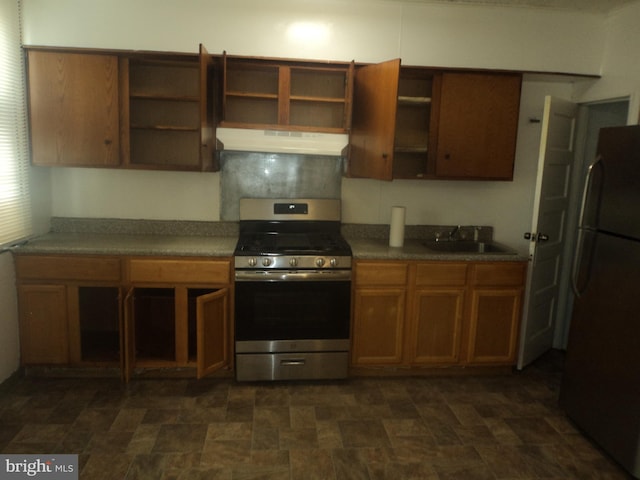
<box><xmin>389</xmin><ymin>206</ymin><xmax>406</xmax><ymax>247</ymax></box>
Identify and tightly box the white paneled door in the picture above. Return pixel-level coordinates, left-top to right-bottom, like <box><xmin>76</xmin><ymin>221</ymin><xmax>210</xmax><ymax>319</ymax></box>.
<box><xmin>517</xmin><ymin>96</ymin><xmax>577</xmax><ymax>369</ymax></box>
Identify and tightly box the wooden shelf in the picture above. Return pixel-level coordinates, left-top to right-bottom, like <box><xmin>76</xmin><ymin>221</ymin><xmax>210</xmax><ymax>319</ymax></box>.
<box><xmin>394</xmin><ymin>146</ymin><xmax>428</xmax><ymax>153</ymax></box>
<box><xmin>398</xmin><ymin>96</ymin><xmax>432</xmax><ymax>105</ymax></box>
<box><xmin>290</xmin><ymin>96</ymin><xmax>346</xmax><ymax>103</ymax></box>
<box><xmin>226</xmin><ymin>92</ymin><xmax>279</xmax><ymax>100</ymax></box>
<box><xmin>130</xmin><ymin>125</ymin><xmax>199</xmax><ymax>132</ymax></box>
<box><xmin>130</xmin><ymin>93</ymin><xmax>199</xmax><ymax>102</ymax></box>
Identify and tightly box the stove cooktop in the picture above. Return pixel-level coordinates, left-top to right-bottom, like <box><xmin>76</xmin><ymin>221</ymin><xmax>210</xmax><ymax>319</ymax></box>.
<box><xmin>235</xmin><ymin>231</ymin><xmax>351</xmax><ymax>257</ymax></box>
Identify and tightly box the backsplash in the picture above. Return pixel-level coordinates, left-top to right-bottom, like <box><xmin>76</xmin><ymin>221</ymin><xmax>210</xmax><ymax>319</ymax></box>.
<box><xmin>50</xmin><ymin>217</ymin><xmax>238</xmax><ymax>237</ymax></box>
<box><xmin>219</xmin><ymin>151</ymin><xmax>343</xmax><ymax>220</ymax></box>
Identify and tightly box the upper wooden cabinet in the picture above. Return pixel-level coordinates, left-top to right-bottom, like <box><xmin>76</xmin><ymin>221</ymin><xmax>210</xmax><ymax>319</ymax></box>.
<box><xmin>350</xmin><ymin>59</ymin><xmax>439</xmax><ymax>180</ymax></box>
<box><xmin>221</xmin><ymin>54</ymin><xmax>354</xmax><ymax>133</ymax></box>
<box><xmin>435</xmin><ymin>72</ymin><xmax>521</xmax><ymax>180</ymax></box>
<box><xmin>25</xmin><ymin>46</ymin><xmax>218</xmax><ymax>171</ymax></box>
<box><xmin>348</xmin><ymin>59</ymin><xmax>522</xmax><ymax>181</ymax></box>
<box><xmin>27</xmin><ymin>50</ymin><xmax>121</xmax><ymax>168</ymax></box>
<box><xmin>26</xmin><ymin>46</ymin><xmax>522</xmax><ymax>177</ymax></box>
<box><xmin>120</xmin><ymin>45</ymin><xmax>217</xmax><ymax>171</ymax></box>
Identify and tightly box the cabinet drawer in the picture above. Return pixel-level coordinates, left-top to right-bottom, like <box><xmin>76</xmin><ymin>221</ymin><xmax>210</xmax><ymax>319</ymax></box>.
<box><xmin>471</xmin><ymin>262</ymin><xmax>526</xmax><ymax>286</ymax></box>
<box><xmin>15</xmin><ymin>255</ymin><xmax>121</xmax><ymax>282</ymax></box>
<box><xmin>415</xmin><ymin>262</ymin><xmax>468</xmax><ymax>286</ymax></box>
<box><xmin>355</xmin><ymin>262</ymin><xmax>408</xmax><ymax>286</ymax></box>
<box><xmin>128</xmin><ymin>258</ymin><xmax>230</xmax><ymax>284</ymax></box>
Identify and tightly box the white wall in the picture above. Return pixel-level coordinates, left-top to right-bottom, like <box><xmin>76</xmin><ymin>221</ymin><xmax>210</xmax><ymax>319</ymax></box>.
<box><xmin>577</xmin><ymin>1</ymin><xmax>640</xmax><ymax>120</ymax></box>
<box><xmin>51</xmin><ymin>169</ymin><xmax>220</xmax><ymax>221</ymax></box>
<box><xmin>22</xmin><ymin>0</ymin><xmax>605</xmax><ymax>71</ymax></box>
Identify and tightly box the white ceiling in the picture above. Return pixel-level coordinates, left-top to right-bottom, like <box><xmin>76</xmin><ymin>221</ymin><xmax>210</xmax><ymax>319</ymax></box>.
<box><xmin>388</xmin><ymin>0</ymin><xmax>639</xmax><ymax>13</ymax></box>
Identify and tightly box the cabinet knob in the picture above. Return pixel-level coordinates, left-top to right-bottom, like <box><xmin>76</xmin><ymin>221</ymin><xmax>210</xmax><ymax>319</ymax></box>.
<box><xmin>444</xmin><ymin>153</ymin><xmax>451</xmax><ymax>160</ymax></box>
<box><xmin>382</xmin><ymin>153</ymin><xmax>388</xmax><ymax>159</ymax></box>
<box><xmin>104</xmin><ymin>139</ymin><xmax>112</xmax><ymax>145</ymax></box>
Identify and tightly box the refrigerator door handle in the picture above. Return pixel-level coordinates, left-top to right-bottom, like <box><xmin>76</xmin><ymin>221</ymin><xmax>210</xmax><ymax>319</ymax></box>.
<box><xmin>572</xmin><ymin>156</ymin><xmax>602</xmax><ymax>298</ymax></box>
<box><xmin>578</xmin><ymin>156</ymin><xmax>602</xmax><ymax>229</ymax></box>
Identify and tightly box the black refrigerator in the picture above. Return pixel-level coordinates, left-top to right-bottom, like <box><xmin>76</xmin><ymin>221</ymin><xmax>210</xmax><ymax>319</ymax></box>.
<box><xmin>560</xmin><ymin>125</ymin><xmax>640</xmax><ymax>478</ymax></box>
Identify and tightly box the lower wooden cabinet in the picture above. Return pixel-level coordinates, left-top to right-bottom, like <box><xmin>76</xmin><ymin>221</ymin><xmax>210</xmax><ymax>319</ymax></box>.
<box><xmin>351</xmin><ymin>262</ymin><xmax>407</xmax><ymax>365</ymax></box>
<box><xmin>351</xmin><ymin>259</ymin><xmax>526</xmax><ymax>369</ymax></box>
<box><xmin>14</xmin><ymin>254</ymin><xmax>233</xmax><ymax>380</ymax></box>
<box><xmin>467</xmin><ymin>262</ymin><xmax>526</xmax><ymax>364</ymax></box>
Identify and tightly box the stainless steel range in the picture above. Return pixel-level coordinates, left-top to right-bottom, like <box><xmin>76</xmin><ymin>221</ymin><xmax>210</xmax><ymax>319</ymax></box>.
<box><xmin>234</xmin><ymin>198</ymin><xmax>352</xmax><ymax>382</ymax></box>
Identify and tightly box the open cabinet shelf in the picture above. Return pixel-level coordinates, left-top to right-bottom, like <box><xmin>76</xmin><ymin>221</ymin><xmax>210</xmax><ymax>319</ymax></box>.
<box><xmin>222</xmin><ymin>55</ymin><xmax>354</xmax><ymax>133</ymax></box>
<box><xmin>392</xmin><ymin>69</ymin><xmax>436</xmax><ymax>179</ymax></box>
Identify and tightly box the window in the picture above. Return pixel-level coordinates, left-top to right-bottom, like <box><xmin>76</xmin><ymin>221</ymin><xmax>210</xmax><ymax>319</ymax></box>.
<box><xmin>0</xmin><ymin>0</ymin><xmax>31</xmax><ymax>247</ymax></box>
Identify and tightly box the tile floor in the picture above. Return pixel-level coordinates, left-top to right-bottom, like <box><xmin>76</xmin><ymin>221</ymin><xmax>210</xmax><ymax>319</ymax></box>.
<box><xmin>0</xmin><ymin>351</ymin><xmax>633</xmax><ymax>479</ymax></box>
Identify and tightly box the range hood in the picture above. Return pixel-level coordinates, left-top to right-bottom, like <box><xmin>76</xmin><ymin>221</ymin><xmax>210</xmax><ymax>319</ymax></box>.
<box><xmin>216</xmin><ymin>127</ymin><xmax>349</xmax><ymax>156</ymax></box>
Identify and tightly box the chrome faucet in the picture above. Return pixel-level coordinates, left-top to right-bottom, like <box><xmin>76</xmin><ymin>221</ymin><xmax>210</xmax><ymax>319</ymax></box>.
<box><xmin>448</xmin><ymin>225</ymin><xmax>461</xmax><ymax>241</ymax></box>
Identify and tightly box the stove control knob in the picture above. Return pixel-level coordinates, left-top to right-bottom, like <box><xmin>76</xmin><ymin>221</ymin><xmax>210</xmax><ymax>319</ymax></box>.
<box><xmin>248</xmin><ymin>258</ymin><xmax>257</xmax><ymax>267</ymax></box>
<box><xmin>330</xmin><ymin>258</ymin><xmax>338</xmax><ymax>267</ymax></box>
<box><xmin>262</xmin><ymin>257</ymin><xmax>272</xmax><ymax>267</ymax></box>
<box><xmin>289</xmin><ymin>257</ymin><xmax>298</xmax><ymax>267</ymax></box>
<box><xmin>315</xmin><ymin>257</ymin><xmax>325</xmax><ymax>267</ymax></box>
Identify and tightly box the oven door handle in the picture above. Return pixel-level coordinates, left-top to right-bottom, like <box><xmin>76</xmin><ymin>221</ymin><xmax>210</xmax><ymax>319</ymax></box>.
<box><xmin>280</xmin><ymin>359</ymin><xmax>306</xmax><ymax>366</ymax></box>
<box><xmin>235</xmin><ymin>270</ymin><xmax>351</xmax><ymax>281</ymax></box>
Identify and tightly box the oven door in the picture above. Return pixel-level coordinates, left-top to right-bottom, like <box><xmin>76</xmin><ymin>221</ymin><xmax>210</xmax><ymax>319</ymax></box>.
<box><xmin>234</xmin><ymin>270</ymin><xmax>351</xmax><ymax>353</ymax></box>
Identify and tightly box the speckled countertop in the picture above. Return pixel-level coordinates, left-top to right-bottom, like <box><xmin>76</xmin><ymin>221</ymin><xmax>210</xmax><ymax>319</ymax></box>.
<box><xmin>342</xmin><ymin>223</ymin><xmax>527</xmax><ymax>262</ymax></box>
<box><xmin>345</xmin><ymin>237</ymin><xmax>526</xmax><ymax>262</ymax></box>
<box><xmin>15</xmin><ymin>232</ymin><xmax>238</xmax><ymax>257</ymax></box>
<box><xmin>13</xmin><ymin>218</ymin><xmax>527</xmax><ymax>262</ymax></box>
<box><xmin>13</xmin><ymin>218</ymin><xmax>238</xmax><ymax>257</ymax></box>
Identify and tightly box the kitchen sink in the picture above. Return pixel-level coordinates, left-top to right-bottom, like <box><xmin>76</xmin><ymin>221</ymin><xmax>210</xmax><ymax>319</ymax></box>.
<box><xmin>422</xmin><ymin>240</ymin><xmax>516</xmax><ymax>254</ymax></box>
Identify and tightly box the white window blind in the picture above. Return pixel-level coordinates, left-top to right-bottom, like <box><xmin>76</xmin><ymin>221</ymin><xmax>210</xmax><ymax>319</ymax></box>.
<box><xmin>0</xmin><ymin>0</ymin><xmax>31</xmax><ymax>247</ymax></box>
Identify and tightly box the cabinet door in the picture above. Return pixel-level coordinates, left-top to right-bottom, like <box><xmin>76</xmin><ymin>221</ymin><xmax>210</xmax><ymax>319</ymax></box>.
<box><xmin>408</xmin><ymin>288</ymin><xmax>465</xmax><ymax>364</ymax></box>
<box><xmin>27</xmin><ymin>50</ymin><xmax>120</xmax><ymax>167</ymax></box>
<box><xmin>197</xmin><ymin>288</ymin><xmax>229</xmax><ymax>378</ymax></box>
<box><xmin>349</xmin><ymin>58</ymin><xmax>401</xmax><ymax>180</ymax></box>
<box><xmin>466</xmin><ymin>262</ymin><xmax>525</xmax><ymax>365</ymax></box>
<box><xmin>467</xmin><ymin>288</ymin><xmax>523</xmax><ymax>364</ymax></box>
<box><xmin>351</xmin><ymin>288</ymin><xmax>406</xmax><ymax>365</ymax></box>
<box><xmin>199</xmin><ymin>44</ymin><xmax>218</xmax><ymax>171</ymax></box>
<box><xmin>18</xmin><ymin>285</ymin><xmax>69</xmax><ymax>364</ymax></box>
<box><xmin>435</xmin><ymin>72</ymin><xmax>521</xmax><ymax>179</ymax></box>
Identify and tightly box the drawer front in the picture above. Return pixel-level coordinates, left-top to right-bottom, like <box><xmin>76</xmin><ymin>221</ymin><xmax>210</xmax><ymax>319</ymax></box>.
<box><xmin>472</xmin><ymin>262</ymin><xmax>526</xmax><ymax>286</ymax></box>
<box><xmin>355</xmin><ymin>262</ymin><xmax>408</xmax><ymax>286</ymax></box>
<box><xmin>415</xmin><ymin>262</ymin><xmax>468</xmax><ymax>286</ymax></box>
<box><xmin>128</xmin><ymin>258</ymin><xmax>230</xmax><ymax>284</ymax></box>
<box><xmin>15</xmin><ymin>255</ymin><xmax>121</xmax><ymax>282</ymax></box>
